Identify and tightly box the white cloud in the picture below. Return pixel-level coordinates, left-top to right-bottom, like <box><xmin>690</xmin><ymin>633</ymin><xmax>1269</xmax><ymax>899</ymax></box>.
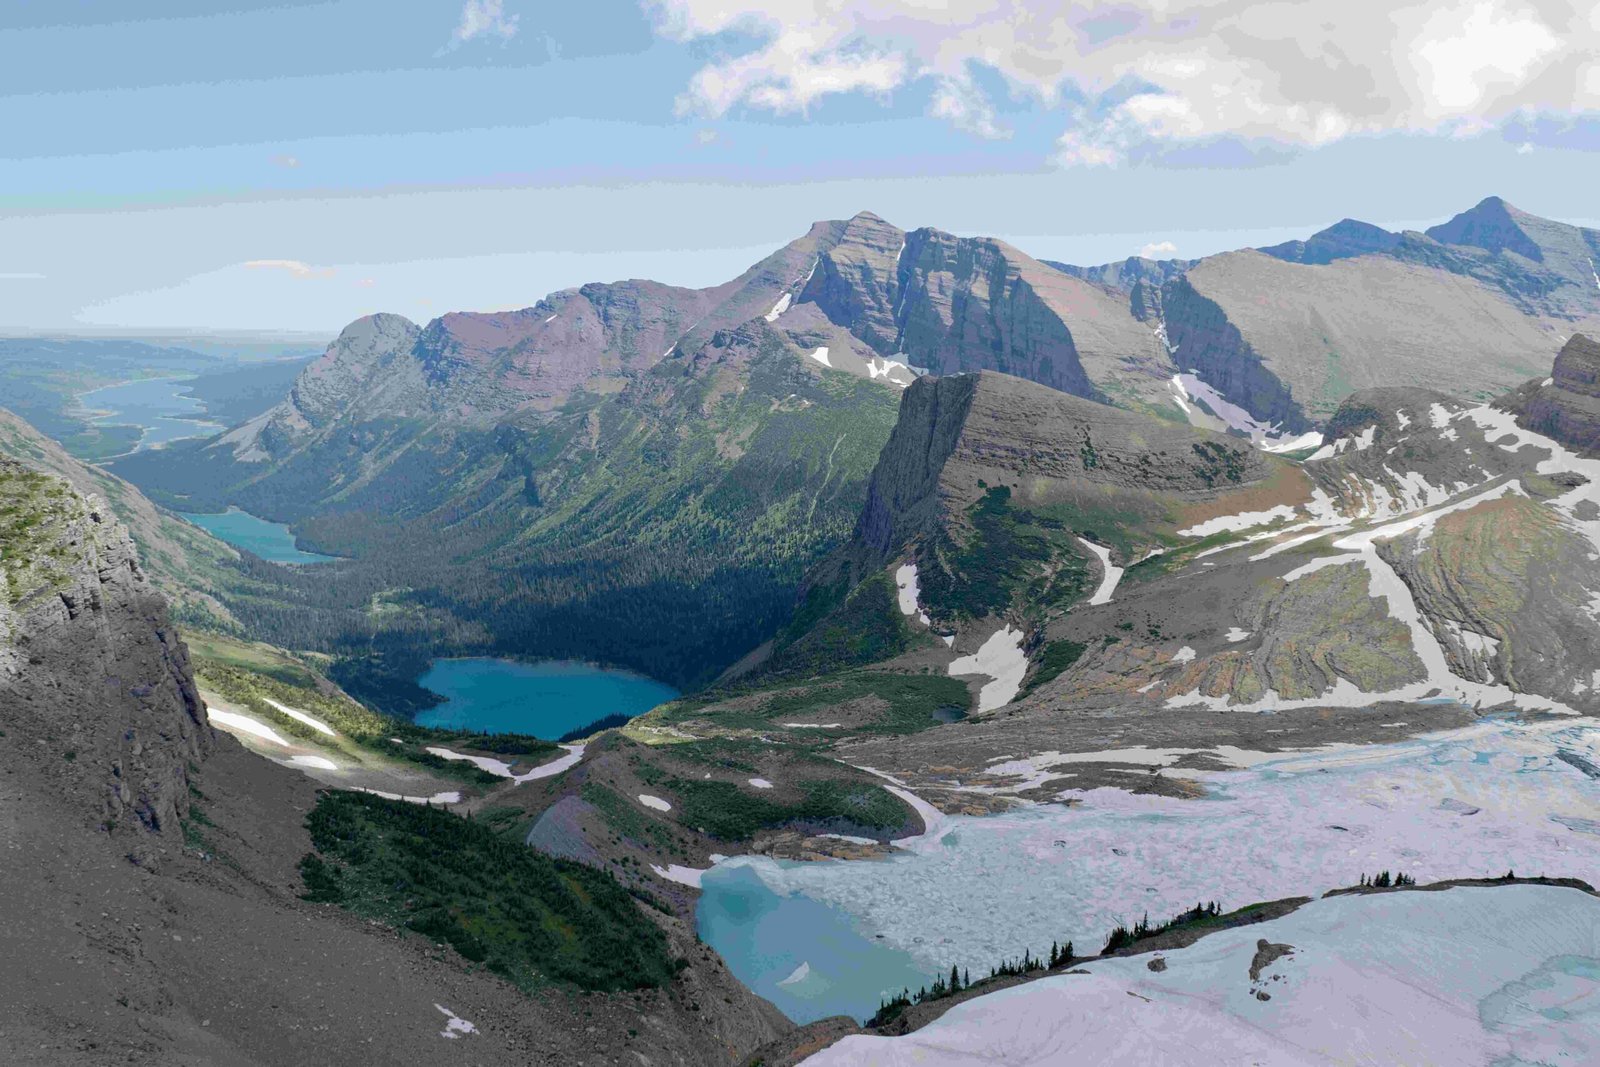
<box><xmin>1517</xmin><ymin>141</ymin><xmax>1535</xmax><ymax>154</ymax></box>
<box><xmin>269</xmin><ymin>153</ymin><xmax>300</xmax><ymax>168</ymax></box>
<box><xmin>453</xmin><ymin>0</ymin><xmax>518</xmax><ymax>45</ymax></box>
<box><xmin>646</xmin><ymin>1</ymin><xmax>1599</xmax><ymax>163</ymax></box>
<box><xmin>1139</xmin><ymin>241</ymin><xmax>1178</xmax><ymax>260</ymax></box>
<box><xmin>243</xmin><ymin>259</ymin><xmax>335</xmax><ymax>280</ymax></box>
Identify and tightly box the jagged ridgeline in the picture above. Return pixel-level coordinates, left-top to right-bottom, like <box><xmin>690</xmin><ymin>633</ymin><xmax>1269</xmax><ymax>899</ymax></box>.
<box><xmin>106</xmin><ymin>197</ymin><xmax>1600</xmax><ymax>703</ymax></box>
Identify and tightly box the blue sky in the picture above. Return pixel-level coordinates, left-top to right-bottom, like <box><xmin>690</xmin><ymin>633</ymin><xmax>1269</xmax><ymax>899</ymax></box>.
<box><xmin>3</xmin><ymin>0</ymin><xmax>1599</xmax><ymax>334</ymax></box>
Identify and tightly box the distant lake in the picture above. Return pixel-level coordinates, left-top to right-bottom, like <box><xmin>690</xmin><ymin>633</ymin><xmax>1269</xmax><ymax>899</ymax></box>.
<box><xmin>77</xmin><ymin>376</ymin><xmax>223</xmax><ymax>452</ymax></box>
<box><xmin>414</xmin><ymin>657</ymin><xmax>679</xmax><ymax>739</ymax></box>
<box><xmin>179</xmin><ymin>506</ymin><xmax>338</xmax><ymax>564</ymax></box>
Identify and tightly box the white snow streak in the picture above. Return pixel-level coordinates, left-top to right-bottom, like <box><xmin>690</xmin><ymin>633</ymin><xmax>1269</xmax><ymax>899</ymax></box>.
<box><xmin>1078</xmin><ymin>537</ymin><xmax>1123</xmax><ymax>605</ymax></box>
<box><xmin>263</xmin><ymin>698</ymin><xmax>337</xmax><ymax>737</ymax></box>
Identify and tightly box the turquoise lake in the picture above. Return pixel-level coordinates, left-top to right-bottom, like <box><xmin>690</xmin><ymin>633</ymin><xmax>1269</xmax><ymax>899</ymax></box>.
<box><xmin>179</xmin><ymin>507</ymin><xmax>339</xmax><ymax>564</ymax></box>
<box><xmin>414</xmin><ymin>657</ymin><xmax>679</xmax><ymax>739</ymax></box>
<box><xmin>78</xmin><ymin>376</ymin><xmax>223</xmax><ymax>452</ymax></box>
<box><xmin>697</xmin><ymin>864</ymin><xmax>934</xmax><ymax>1025</ymax></box>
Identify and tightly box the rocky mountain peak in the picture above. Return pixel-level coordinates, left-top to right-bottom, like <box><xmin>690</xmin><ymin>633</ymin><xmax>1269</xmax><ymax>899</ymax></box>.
<box><xmin>1426</xmin><ymin>195</ymin><xmax>1544</xmax><ymax>261</ymax></box>
<box><xmin>1258</xmin><ymin>217</ymin><xmax>1401</xmax><ymax>265</ymax></box>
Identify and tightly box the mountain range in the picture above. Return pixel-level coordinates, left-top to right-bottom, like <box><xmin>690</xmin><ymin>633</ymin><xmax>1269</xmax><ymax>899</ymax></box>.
<box><xmin>5</xmin><ymin>194</ymin><xmax>1600</xmax><ymax>1065</ymax></box>
<box><xmin>106</xmin><ymin>195</ymin><xmax>1600</xmax><ymax>699</ymax></box>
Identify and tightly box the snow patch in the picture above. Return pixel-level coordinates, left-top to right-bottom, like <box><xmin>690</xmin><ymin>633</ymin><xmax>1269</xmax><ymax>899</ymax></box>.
<box><xmin>765</xmin><ymin>292</ymin><xmax>792</xmax><ymax>321</ymax></box>
<box><xmin>1178</xmin><ymin>504</ymin><xmax>1297</xmax><ymax>538</ymax></box>
<box><xmin>749</xmin><ymin>778</ymin><xmax>774</xmax><ymax>790</ymax></box>
<box><xmin>426</xmin><ymin>744</ymin><xmax>586</xmax><ymax>784</ymax></box>
<box><xmin>1170</xmin><ymin>646</ymin><xmax>1196</xmax><ymax>664</ymax></box>
<box><xmin>1171</xmin><ymin>373</ymin><xmax>1312</xmax><ymax>451</ymax></box>
<box><xmin>1225</xmin><ymin>627</ymin><xmax>1251</xmax><ymax>642</ymax></box>
<box><xmin>1077</xmin><ymin>538</ymin><xmax>1123</xmax><ymax>605</ymax></box>
<box><xmin>808</xmin><ymin>346</ymin><xmax>831</xmax><ymax>367</ymax></box>
<box><xmin>948</xmin><ymin>626</ymin><xmax>1028</xmax><ymax>712</ymax></box>
<box><xmin>435</xmin><ymin>1004</ymin><xmax>478</xmax><ymax>1040</ymax></box>
<box><xmin>262</xmin><ymin>698</ymin><xmax>336</xmax><ymax>737</ymax></box>
<box><xmin>206</xmin><ymin>706</ymin><xmax>291</xmax><ymax>747</ymax></box>
<box><xmin>639</xmin><ymin>794</ymin><xmax>672</xmax><ymax>812</ymax></box>
<box><xmin>650</xmin><ymin>863</ymin><xmax>707</xmax><ymax>888</ymax></box>
<box><xmin>280</xmin><ymin>754</ymin><xmax>339</xmax><ymax>771</ymax></box>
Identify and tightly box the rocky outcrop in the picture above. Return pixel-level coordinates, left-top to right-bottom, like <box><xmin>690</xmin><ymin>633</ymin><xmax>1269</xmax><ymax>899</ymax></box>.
<box><xmin>1</xmin><ymin>458</ymin><xmax>210</xmax><ymax>843</ymax></box>
<box><xmin>845</xmin><ymin>370</ymin><xmax>1279</xmax><ymax>587</ymax></box>
<box><xmin>1521</xmin><ymin>334</ymin><xmax>1600</xmax><ymax>454</ymax></box>
<box><xmin>1046</xmin><ymin>255</ymin><xmax>1192</xmax><ymax>292</ymax></box>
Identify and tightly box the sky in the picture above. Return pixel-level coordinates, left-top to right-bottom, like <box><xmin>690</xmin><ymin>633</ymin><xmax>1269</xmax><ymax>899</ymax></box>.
<box><xmin>3</xmin><ymin>0</ymin><xmax>1600</xmax><ymax>336</ymax></box>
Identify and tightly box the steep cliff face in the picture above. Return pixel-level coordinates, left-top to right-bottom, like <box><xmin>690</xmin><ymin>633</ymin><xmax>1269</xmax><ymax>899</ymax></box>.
<box><xmin>818</xmin><ymin>370</ymin><xmax>1286</xmax><ymax>637</ymax></box>
<box><xmin>1158</xmin><ymin>274</ymin><xmax>1305</xmax><ymax>431</ymax></box>
<box><xmin>1519</xmin><ymin>333</ymin><xmax>1600</xmax><ymax>454</ymax></box>
<box><xmin>1</xmin><ymin>458</ymin><xmax>209</xmax><ymax>843</ymax></box>
<box><xmin>1161</xmin><ymin>249</ymin><xmax>1563</xmax><ymax>426</ymax></box>
<box><xmin>800</xmin><ymin>211</ymin><xmax>907</xmax><ymax>353</ymax></box>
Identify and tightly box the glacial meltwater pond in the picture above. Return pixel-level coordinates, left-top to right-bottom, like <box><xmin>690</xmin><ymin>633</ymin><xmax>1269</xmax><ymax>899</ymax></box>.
<box><xmin>77</xmin><ymin>375</ymin><xmax>224</xmax><ymax>452</ymax></box>
<box><xmin>697</xmin><ymin>716</ymin><xmax>1600</xmax><ymax>1024</ymax></box>
<box><xmin>180</xmin><ymin>507</ymin><xmax>339</xmax><ymax>564</ymax></box>
<box><xmin>414</xmin><ymin>658</ymin><xmax>679</xmax><ymax>739</ymax></box>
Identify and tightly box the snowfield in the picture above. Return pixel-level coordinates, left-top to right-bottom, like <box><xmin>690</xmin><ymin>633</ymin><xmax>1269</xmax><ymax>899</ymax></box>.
<box><xmin>803</xmin><ymin>885</ymin><xmax>1600</xmax><ymax>1066</ymax></box>
<box><xmin>725</xmin><ymin>717</ymin><xmax>1600</xmax><ymax>984</ymax></box>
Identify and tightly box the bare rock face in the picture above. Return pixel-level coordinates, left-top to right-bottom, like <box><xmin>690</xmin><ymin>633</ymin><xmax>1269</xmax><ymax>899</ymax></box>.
<box><xmin>801</xmin><ymin>211</ymin><xmax>907</xmax><ymax>354</ymax></box>
<box><xmin>0</xmin><ymin>459</ymin><xmax>209</xmax><ymax>845</ymax></box>
<box><xmin>1522</xmin><ymin>334</ymin><xmax>1600</xmax><ymax>454</ymax></box>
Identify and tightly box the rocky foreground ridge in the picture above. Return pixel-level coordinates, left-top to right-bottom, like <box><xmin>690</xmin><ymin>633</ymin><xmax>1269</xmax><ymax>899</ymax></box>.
<box><xmin>1</xmin><ymin>457</ymin><xmax>209</xmax><ymax>846</ymax></box>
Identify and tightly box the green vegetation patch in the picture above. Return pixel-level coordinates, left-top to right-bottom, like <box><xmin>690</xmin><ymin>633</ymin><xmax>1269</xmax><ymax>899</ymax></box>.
<box><xmin>668</xmin><ymin>777</ymin><xmax>909</xmax><ymax>840</ymax></box>
<box><xmin>193</xmin><ymin>652</ymin><xmax>554</xmax><ymax>785</ymax></box>
<box><xmin>1025</xmin><ymin>639</ymin><xmax>1087</xmax><ymax>694</ymax></box>
<box><xmin>664</xmin><ymin>671</ymin><xmax>971</xmax><ymax>737</ymax></box>
<box><xmin>299</xmin><ymin>791</ymin><xmax>673</xmax><ymax>992</ymax></box>
<box><xmin>918</xmin><ymin>486</ymin><xmax>1093</xmax><ymax>621</ymax></box>
<box><xmin>767</xmin><ymin>571</ymin><xmax>915</xmax><ymax>678</ymax></box>
<box><xmin>0</xmin><ymin>463</ymin><xmax>86</xmax><ymax>607</ymax></box>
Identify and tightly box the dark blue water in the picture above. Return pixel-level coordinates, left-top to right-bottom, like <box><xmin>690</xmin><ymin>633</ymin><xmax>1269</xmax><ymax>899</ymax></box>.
<box><xmin>697</xmin><ymin>863</ymin><xmax>934</xmax><ymax>1024</ymax></box>
<box><xmin>179</xmin><ymin>507</ymin><xmax>338</xmax><ymax>564</ymax></box>
<box><xmin>414</xmin><ymin>657</ymin><xmax>679</xmax><ymax>739</ymax></box>
<box><xmin>78</xmin><ymin>376</ymin><xmax>223</xmax><ymax>451</ymax></box>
